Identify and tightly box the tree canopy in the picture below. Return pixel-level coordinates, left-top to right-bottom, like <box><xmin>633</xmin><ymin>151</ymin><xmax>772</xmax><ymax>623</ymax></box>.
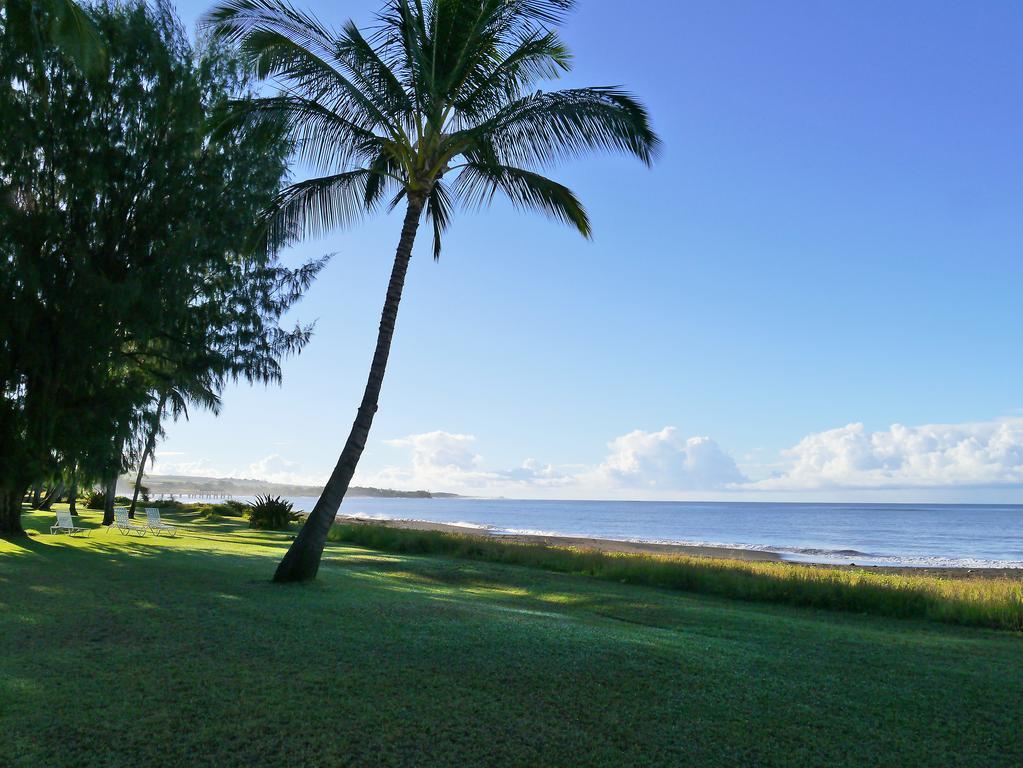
<box><xmin>0</xmin><ymin>0</ymin><xmax>324</xmax><ymax>535</ymax></box>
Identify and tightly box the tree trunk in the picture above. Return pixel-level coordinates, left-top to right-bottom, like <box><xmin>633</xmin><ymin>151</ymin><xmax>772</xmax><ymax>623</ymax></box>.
<box><xmin>102</xmin><ymin>470</ymin><xmax>118</xmax><ymax>526</ymax></box>
<box><xmin>129</xmin><ymin>393</ymin><xmax>165</xmax><ymax>518</ymax></box>
<box><xmin>0</xmin><ymin>486</ymin><xmax>28</xmax><ymax>538</ymax></box>
<box><xmin>102</xmin><ymin>435</ymin><xmax>125</xmax><ymax>526</ymax></box>
<box><xmin>39</xmin><ymin>481</ymin><xmax>64</xmax><ymax>511</ymax></box>
<box><xmin>31</xmin><ymin>485</ymin><xmax>42</xmax><ymax>509</ymax></box>
<box><xmin>68</xmin><ymin>471</ymin><xmax>77</xmax><ymax>515</ymax></box>
<box><xmin>273</xmin><ymin>197</ymin><xmax>425</xmax><ymax>583</ymax></box>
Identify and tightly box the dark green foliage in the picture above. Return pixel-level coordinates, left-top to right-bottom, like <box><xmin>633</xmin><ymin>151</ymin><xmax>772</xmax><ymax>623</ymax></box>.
<box><xmin>0</xmin><ymin>0</ymin><xmax>323</xmax><ymax>534</ymax></box>
<box><xmin>224</xmin><ymin>500</ymin><xmax>248</xmax><ymax>516</ymax></box>
<box><xmin>83</xmin><ymin>490</ymin><xmax>106</xmax><ymax>510</ymax></box>
<box><xmin>248</xmin><ymin>494</ymin><xmax>302</xmax><ymax>530</ymax></box>
<box><xmin>328</xmin><ymin>524</ymin><xmax>1023</xmax><ymax>631</ymax></box>
<box><xmin>148</xmin><ymin>499</ymin><xmax>185</xmax><ymax>510</ymax></box>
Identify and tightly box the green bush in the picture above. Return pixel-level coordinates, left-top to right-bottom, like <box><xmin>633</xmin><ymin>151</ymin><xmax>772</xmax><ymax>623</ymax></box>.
<box><xmin>224</xmin><ymin>500</ymin><xmax>248</xmax><ymax>516</ymax></box>
<box><xmin>84</xmin><ymin>489</ymin><xmax>106</xmax><ymax>510</ymax></box>
<box><xmin>150</xmin><ymin>499</ymin><xmax>184</xmax><ymax>509</ymax></box>
<box><xmin>192</xmin><ymin>504</ymin><xmax>217</xmax><ymax>520</ymax></box>
<box><xmin>247</xmin><ymin>494</ymin><xmax>302</xmax><ymax>530</ymax></box>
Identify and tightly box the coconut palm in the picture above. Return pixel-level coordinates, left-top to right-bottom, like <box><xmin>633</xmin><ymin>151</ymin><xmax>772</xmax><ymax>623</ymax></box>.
<box><xmin>205</xmin><ymin>0</ymin><xmax>660</xmax><ymax>582</ymax></box>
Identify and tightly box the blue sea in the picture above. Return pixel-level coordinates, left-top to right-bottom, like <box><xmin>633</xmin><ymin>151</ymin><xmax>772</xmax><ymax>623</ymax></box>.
<box><xmin>246</xmin><ymin>497</ymin><xmax>1023</xmax><ymax>569</ymax></box>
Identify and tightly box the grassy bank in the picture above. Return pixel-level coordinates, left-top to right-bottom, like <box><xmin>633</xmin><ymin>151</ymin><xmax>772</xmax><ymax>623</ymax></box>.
<box><xmin>328</xmin><ymin>523</ymin><xmax>1023</xmax><ymax>631</ymax></box>
<box><xmin>3</xmin><ymin>506</ymin><xmax>1022</xmax><ymax>767</ymax></box>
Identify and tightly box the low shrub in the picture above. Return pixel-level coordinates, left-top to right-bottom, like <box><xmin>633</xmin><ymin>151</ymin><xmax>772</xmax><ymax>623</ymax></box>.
<box><xmin>248</xmin><ymin>494</ymin><xmax>302</xmax><ymax>530</ymax></box>
<box><xmin>84</xmin><ymin>489</ymin><xmax>106</xmax><ymax>510</ymax></box>
<box><xmin>327</xmin><ymin>523</ymin><xmax>1023</xmax><ymax>632</ymax></box>
<box><xmin>224</xmin><ymin>500</ymin><xmax>248</xmax><ymax>516</ymax></box>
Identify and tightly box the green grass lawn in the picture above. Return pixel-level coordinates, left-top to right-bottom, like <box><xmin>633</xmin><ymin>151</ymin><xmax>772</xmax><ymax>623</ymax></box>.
<box><xmin>2</xmin><ymin>507</ymin><xmax>1021</xmax><ymax>767</ymax></box>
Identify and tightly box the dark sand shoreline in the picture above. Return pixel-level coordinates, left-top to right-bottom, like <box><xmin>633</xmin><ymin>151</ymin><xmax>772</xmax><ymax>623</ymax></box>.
<box><xmin>336</xmin><ymin>516</ymin><xmax>1023</xmax><ymax>580</ymax></box>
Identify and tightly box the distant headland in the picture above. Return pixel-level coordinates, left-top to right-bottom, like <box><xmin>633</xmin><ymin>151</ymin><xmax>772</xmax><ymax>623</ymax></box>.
<box><xmin>120</xmin><ymin>474</ymin><xmax>462</xmax><ymax>500</ymax></box>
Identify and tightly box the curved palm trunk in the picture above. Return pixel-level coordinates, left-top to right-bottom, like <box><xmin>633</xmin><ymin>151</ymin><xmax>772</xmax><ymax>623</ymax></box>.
<box><xmin>39</xmin><ymin>481</ymin><xmax>65</xmax><ymax>511</ymax></box>
<box><xmin>274</xmin><ymin>197</ymin><xmax>425</xmax><ymax>583</ymax></box>
<box><xmin>129</xmin><ymin>393</ymin><xmax>166</xmax><ymax>518</ymax></box>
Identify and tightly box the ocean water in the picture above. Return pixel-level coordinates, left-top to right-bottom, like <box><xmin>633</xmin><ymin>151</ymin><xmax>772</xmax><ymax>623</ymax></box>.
<box><xmin>238</xmin><ymin>496</ymin><xmax>1023</xmax><ymax>569</ymax></box>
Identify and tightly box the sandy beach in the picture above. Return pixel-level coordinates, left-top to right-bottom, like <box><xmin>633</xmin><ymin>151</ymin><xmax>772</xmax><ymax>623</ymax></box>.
<box><xmin>336</xmin><ymin>515</ymin><xmax>1023</xmax><ymax>580</ymax></box>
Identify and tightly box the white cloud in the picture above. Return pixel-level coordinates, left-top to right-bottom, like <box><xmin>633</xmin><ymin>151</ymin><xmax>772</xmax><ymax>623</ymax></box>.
<box><xmin>587</xmin><ymin>427</ymin><xmax>747</xmax><ymax>490</ymax></box>
<box><xmin>757</xmin><ymin>419</ymin><xmax>1023</xmax><ymax>490</ymax></box>
<box><xmin>384</xmin><ymin>431</ymin><xmax>481</xmax><ymax>475</ymax></box>
<box><xmin>362</xmin><ymin>426</ymin><xmax>743</xmax><ymax>496</ymax></box>
<box><xmin>149</xmin><ymin>418</ymin><xmax>1023</xmax><ymax>500</ymax></box>
<box><xmin>148</xmin><ymin>456</ymin><xmax>224</xmax><ymax>477</ymax></box>
<box><xmin>244</xmin><ymin>454</ymin><xmax>322</xmax><ymax>485</ymax></box>
<box><xmin>149</xmin><ymin>452</ymin><xmax>323</xmax><ymax>486</ymax></box>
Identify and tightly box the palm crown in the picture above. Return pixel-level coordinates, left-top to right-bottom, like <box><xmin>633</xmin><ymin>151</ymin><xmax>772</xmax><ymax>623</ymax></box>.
<box><xmin>205</xmin><ymin>0</ymin><xmax>659</xmax><ymax>582</ymax></box>
<box><xmin>206</xmin><ymin>0</ymin><xmax>660</xmax><ymax>257</ymax></box>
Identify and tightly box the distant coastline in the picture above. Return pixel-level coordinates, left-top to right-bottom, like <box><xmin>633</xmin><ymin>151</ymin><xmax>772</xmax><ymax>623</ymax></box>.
<box><xmin>120</xmin><ymin>473</ymin><xmax>461</xmax><ymax>500</ymax></box>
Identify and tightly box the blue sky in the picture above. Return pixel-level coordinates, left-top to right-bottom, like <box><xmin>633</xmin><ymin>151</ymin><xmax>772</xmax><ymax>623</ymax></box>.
<box><xmin>154</xmin><ymin>0</ymin><xmax>1023</xmax><ymax>501</ymax></box>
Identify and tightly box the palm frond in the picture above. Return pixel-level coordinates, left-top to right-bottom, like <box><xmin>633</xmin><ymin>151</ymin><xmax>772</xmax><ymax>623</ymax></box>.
<box><xmin>454</xmin><ymin>162</ymin><xmax>589</xmax><ymax>237</ymax></box>
<box><xmin>425</xmin><ymin>180</ymin><xmax>453</xmax><ymax>259</ymax></box>
<box><xmin>268</xmin><ymin>170</ymin><xmax>375</xmax><ymax>242</ymax></box>
<box><xmin>460</xmin><ymin>86</ymin><xmax>661</xmax><ymax>168</ymax></box>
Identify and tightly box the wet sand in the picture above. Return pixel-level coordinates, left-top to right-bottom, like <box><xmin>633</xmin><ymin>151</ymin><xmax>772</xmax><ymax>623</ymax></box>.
<box><xmin>336</xmin><ymin>516</ymin><xmax>1023</xmax><ymax>579</ymax></box>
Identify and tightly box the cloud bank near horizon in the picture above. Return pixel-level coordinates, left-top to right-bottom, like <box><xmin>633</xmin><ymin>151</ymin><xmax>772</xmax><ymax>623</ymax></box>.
<box><xmin>152</xmin><ymin>417</ymin><xmax>1023</xmax><ymax>499</ymax></box>
<box><xmin>359</xmin><ymin>418</ymin><xmax>1023</xmax><ymax>496</ymax></box>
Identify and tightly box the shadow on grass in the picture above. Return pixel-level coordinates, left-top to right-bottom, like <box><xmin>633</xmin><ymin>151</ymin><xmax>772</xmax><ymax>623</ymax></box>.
<box><xmin>326</xmin><ymin>523</ymin><xmax>1023</xmax><ymax>632</ymax></box>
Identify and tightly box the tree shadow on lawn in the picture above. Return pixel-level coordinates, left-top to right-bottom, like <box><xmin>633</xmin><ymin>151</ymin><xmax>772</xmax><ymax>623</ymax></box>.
<box><xmin>326</xmin><ymin>550</ymin><xmax>1022</xmax><ymax>658</ymax></box>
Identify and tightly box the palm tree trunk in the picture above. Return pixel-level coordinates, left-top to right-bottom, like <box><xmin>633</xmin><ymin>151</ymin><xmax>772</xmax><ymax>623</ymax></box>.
<box><xmin>273</xmin><ymin>196</ymin><xmax>425</xmax><ymax>583</ymax></box>
<box><xmin>129</xmin><ymin>393</ymin><xmax>166</xmax><ymax>518</ymax></box>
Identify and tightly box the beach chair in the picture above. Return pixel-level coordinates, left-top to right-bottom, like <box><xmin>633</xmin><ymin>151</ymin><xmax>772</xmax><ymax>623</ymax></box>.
<box><xmin>50</xmin><ymin>511</ymin><xmax>89</xmax><ymax>537</ymax></box>
<box><xmin>110</xmin><ymin>507</ymin><xmax>147</xmax><ymax>537</ymax></box>
<box><xmin>144</xmin><ymin>507</ymin><xmax>177</xmax><ymax>537</ymax></box>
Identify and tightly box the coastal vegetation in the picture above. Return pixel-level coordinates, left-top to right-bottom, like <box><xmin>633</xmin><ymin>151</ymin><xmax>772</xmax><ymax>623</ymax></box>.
<box><xmin>202</xmin><ymin>0</ymin><xmax>660</xmax><ymax>581</ymax></box>
<box><xmin>329</xmin><ymin>523</ymin><xmax>1023</xmax><ymax>631</ymax></box>
<box><xmin>3</xmin><ymin>505</ymin><xmax>1021</xmax><ymax>767</ymax></box>
<box><xmin>0</xmin><ymin>0</ymin><xmax>322</xmax><ymax>536</ymax></box>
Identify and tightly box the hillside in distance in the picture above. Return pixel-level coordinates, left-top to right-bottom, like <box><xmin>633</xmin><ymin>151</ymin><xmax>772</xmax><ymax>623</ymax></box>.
<box><xmin>121</xmin><ymin>474</ymin><xmax>462</xmax><ymax>499</ymax></box>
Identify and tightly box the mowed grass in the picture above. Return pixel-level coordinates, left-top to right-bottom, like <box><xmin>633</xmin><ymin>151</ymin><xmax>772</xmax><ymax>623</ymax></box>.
<box><xmin>1</xmin><ymin>507</ymin><xmax>1021</xmax><ymax>767</ymax></box>
<box><xmin>329</xmin><ymin>523</ymin><xmax>1023</xmax><ymax>630</ymax></box>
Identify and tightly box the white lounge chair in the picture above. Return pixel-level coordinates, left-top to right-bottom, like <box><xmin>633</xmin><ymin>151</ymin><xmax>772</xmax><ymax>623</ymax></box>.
<box><xmin>144</xmin><ymin>507</ymin><xmax>177</xmax><ymax>537</ymax></box>
<box><xmin>51</xmin><ymin>511</ymin><xmax>89</xmax><ymax>537</ymax></box>
<box><xmin>110</xmin><ymin>507</ymin><xmax>147</xmax><ymax>537</ymax></box>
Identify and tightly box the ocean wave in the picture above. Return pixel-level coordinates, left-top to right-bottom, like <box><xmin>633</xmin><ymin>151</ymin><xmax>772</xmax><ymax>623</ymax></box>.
<box><xmin>333</xmin><ymin>513</ymin><xmax>1023</xmax><ymax>569</ymax></box>
<box><xmin>493</xmin><ymin>529</ymin><xmax>1023</xmax><ymax>568</ymax></box>
<box><xmin>335</xmin><ymin>513</ymin><xmax>494</xmax><ymax>531</ymax></box>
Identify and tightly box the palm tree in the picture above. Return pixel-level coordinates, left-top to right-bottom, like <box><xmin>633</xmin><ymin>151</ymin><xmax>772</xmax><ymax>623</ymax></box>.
<box><xmin>127</xmin><ymin>381</ymin><xmax>223</xmax><ymax>518</ymax></box>
<box><xmin>205</xmin><ymin>0</ymin><xmax>660</xmax><ymax>582</ymax></box>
